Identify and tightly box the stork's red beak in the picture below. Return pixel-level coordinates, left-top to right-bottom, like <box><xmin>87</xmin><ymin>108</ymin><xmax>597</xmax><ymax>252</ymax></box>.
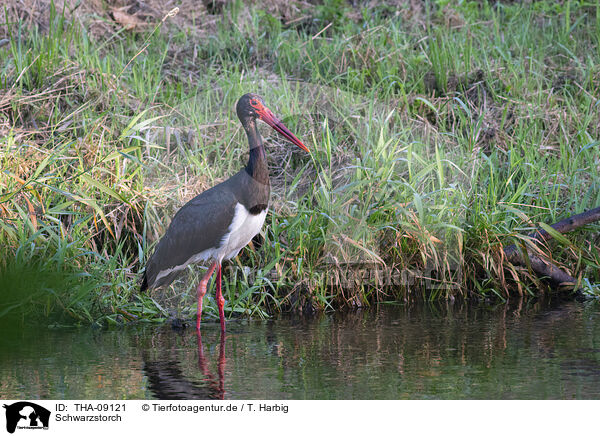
<box><xmin>258</xmin><ymin>107</ymin><xmax>310</xmax><ymax>153</ymax></box>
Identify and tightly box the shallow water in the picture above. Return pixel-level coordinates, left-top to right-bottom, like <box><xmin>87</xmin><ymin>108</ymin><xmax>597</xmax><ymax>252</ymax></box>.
<box><xmin>1</xmin><ymin>300</ymin><xmax>600</xmax><ymax>399</ymax></box>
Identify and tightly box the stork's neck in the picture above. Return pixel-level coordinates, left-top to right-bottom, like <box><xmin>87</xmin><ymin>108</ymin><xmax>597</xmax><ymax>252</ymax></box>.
<box><xmin>244</xmin><ymin>120</ymin><xmax>269</xmax><ymax>186</ymax></box>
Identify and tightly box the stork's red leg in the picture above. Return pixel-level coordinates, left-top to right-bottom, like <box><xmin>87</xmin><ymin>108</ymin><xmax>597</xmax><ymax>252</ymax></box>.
<box><xmin>196</xmin><ymin>262</ymin><xmax>217</xmax><ymax>331</ymax></box>
<box><xmin>215</xmin><ymin>263</ymin><xmax>226</xmax><ymax>333</ymax></box>
<box><xmin>217</xmin><ymin>333</ymin><xmax>226</xmax><ymax>399</ymax></box>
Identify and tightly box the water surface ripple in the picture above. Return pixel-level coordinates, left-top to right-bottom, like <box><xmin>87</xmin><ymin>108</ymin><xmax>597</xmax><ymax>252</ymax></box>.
<box><xmin>1</xmin><ymin>300</ymin><xmax>599</xmax><ymax>399</ymax></box>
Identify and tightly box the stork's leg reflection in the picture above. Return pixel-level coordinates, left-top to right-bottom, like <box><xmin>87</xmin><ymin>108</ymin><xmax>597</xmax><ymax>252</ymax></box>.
<box><xmin>196</xmin><ymin>331</ymin><xmax>226</xmax><ymax>399</ymax></box>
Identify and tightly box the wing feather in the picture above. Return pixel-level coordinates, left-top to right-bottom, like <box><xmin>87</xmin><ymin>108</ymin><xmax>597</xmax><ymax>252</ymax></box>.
<box><xmin>143</xmin><ymin>186</ymin><xmax>238</xmax><ymax>289</ymax></box>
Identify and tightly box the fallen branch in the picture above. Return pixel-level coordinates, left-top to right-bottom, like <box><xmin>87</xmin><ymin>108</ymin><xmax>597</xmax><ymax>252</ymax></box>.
<box><xmin>510</xmin><ymin>252</ymin><xmax>578</xmax><ymax>286</ymax></box>
<box><xmin>503</xmin><ymin>206</ymin><xmax>600</xmax><ymax>287</ymax></box>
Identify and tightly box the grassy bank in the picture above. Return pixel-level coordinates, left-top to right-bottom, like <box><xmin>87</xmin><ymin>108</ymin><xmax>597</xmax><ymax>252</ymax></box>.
<box><xmin>1</xmin><ymin>0</ymin><xmax>599</xmax><ymax>327</ymax></box>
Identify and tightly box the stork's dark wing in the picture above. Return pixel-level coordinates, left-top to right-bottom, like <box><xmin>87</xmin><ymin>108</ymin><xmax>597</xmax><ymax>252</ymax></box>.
<box><xmin>141</xmin><ymin>185</ymin><xmax>237</xmax><ymax>290</ymax></box>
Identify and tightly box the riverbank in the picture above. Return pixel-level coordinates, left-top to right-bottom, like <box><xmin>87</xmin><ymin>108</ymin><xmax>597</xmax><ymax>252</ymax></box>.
<box><xmin>1</xmin><ymin>0</ymin><xmax>599</xmax><ymax>326</ymax></box>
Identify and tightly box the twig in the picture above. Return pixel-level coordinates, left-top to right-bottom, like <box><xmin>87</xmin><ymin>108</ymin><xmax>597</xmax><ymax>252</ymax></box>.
<box><xmin>301</xmin><ymin>22</ymin><xmax>333</xmax><ymax>47</ymax></box>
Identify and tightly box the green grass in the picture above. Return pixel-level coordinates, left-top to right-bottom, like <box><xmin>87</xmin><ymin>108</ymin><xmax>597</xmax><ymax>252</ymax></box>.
<box><xmin>1</xmin><ymin>0</ymin><xmax>599</xmax><ymax>327</ymax></box>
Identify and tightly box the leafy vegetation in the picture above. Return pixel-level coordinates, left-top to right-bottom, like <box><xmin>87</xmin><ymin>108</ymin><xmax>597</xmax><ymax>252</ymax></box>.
<box><xmin>1</xmin><ymin>0</ymin><xmax>599</xmax><ymax>327</ymax></box>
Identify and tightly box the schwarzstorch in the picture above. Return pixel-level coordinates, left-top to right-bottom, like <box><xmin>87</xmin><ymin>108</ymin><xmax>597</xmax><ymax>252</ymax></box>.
<box><xmin>141</xmin><ymin>93</ymin><xmax>310</xmax><ymax>333</ymax></box>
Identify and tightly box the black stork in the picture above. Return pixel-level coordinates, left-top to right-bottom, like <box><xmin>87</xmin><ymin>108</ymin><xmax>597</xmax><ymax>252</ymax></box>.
<box><xmin>141</xmin><ymin>93</ymin><xmax>309</xmax><ymax>333</ymax></box>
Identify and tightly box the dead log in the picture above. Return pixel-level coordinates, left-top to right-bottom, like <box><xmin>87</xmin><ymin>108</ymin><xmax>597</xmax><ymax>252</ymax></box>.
<box><xmin>503</xmin><ymin>206</ymin><xmax>600</xmax><ymax>287</ymax></box>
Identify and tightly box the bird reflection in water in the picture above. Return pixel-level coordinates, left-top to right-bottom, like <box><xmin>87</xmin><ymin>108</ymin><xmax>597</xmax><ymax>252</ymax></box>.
<box><xmin>142</xmin><ymin>330</ymin><xmax>226</xmax><ymax>400</ymax></box>
<box><xmin>197</xmin><ymin>332</ymin><xmax>226</xmax><ymax>399</ymax></box>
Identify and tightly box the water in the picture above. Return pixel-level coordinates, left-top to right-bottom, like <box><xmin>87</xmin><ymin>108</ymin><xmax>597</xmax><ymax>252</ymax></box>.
<box><xmin>1</xmin><ymin>300</ymin><xmax>600</xmax><ymax>399</ymax></box>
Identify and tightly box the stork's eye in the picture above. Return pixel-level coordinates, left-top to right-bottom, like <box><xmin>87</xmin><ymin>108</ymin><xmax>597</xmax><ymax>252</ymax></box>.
<box><xmin>249</xmin><ymin>99</ymin><xmax>260</xmax><ymax>110</ymax></box>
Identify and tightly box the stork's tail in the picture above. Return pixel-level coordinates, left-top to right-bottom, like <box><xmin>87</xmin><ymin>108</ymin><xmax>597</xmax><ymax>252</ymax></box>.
<box><xmin>140</xmin><ymin>271</ymin><xmax>149</xmax><ymax>293</ymax></box>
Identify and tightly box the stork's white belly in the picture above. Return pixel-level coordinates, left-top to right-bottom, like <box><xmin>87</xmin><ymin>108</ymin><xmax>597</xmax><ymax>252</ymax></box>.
<box><xmin>218</xmin><ymin>203</ymin><xmax>267</xmax><ymax>261</ymax></box>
